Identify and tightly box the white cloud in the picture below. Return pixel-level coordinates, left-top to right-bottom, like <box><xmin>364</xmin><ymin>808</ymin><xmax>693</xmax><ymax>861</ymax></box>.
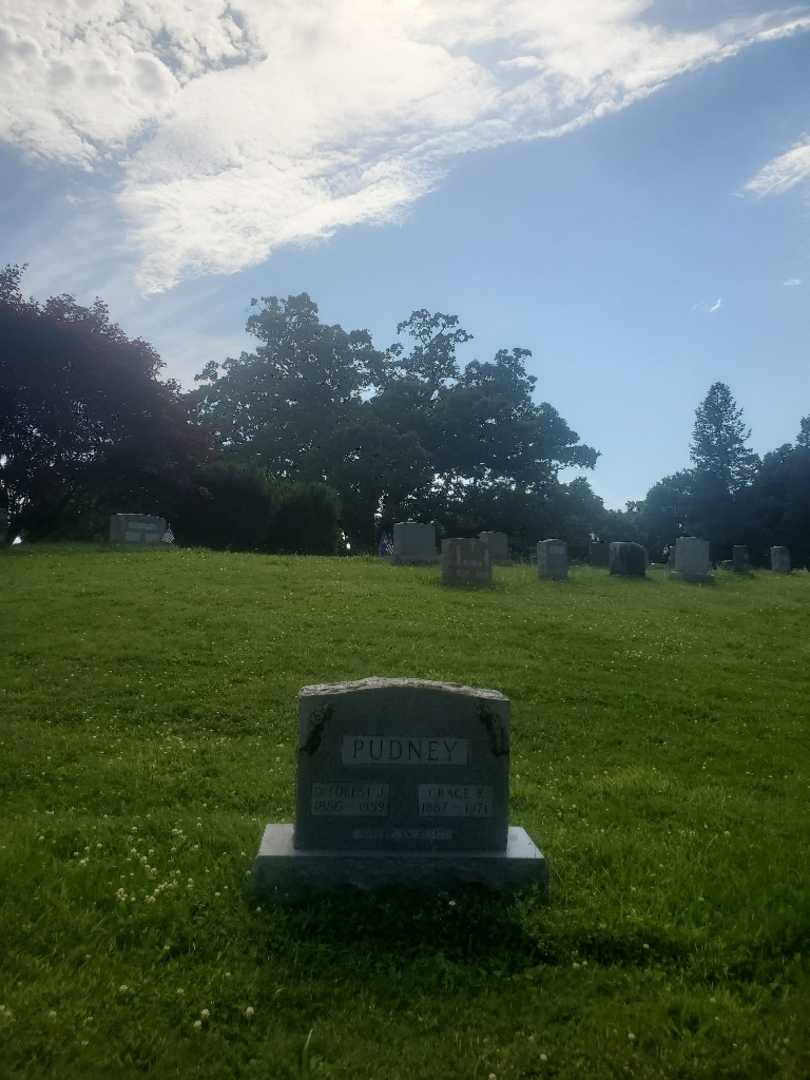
<box><xmin>709</xmin><ymin>297</ymin><xmax>723</xmax><ymax>313</ymax></box>
<box><xmin>783</xmin><ymin>277</ymin><xmax>803</xmax><ymax>287</ymax></box>
<box><xmin>745</xmin><ymin>136</ymin><xmax>810</xmax><ymax>197</ymax></box>
<box><xmin>3</xmin><ymin>1</ymin><xmax>810</xmax><ymax>292</ymax></box>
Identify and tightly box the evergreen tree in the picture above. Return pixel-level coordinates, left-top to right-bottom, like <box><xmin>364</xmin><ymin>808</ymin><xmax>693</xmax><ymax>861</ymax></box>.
<box><xmin>689</xmin><ymin>382</ymin><xmax>759</xmax><ymax>493</ymax></box>
<box><xmin>797</xmin><ymin>415</ymin><xmax>810</xmax><ymax>449</ymax></box>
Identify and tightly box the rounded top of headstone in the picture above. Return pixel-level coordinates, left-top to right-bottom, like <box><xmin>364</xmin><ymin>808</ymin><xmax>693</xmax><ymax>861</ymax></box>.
<box><xmin>299</xmin><ymin>677</ymin><xmax>508</xmax><ymax>701</ymax></box>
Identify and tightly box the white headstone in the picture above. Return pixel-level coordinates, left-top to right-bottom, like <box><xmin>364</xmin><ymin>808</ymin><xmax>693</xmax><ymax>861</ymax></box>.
<box><xmin>669</xmin><ymin>537</ymin><xmax>712</xmax><ymax>583</ymax></box>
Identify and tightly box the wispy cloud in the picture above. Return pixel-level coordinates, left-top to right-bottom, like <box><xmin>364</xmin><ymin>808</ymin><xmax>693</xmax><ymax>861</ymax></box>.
<box><xmin>3</xmin><ymin>2</ymin><xmax>810</xmax><ymax>292</ymax></box>
<box><xmin>692</xmin><ymin>296</ymin><xmax>724</xmax><ymax>314</ymax></box>
<box><xmin>745</xmin><ymin>136</ymin><xmax>810</xmax><ymax>197</ymax></box>
<box><xmin>783</xmin><ymin>277</ymin><xmax>803</xmax><ymax>287</ymax></box>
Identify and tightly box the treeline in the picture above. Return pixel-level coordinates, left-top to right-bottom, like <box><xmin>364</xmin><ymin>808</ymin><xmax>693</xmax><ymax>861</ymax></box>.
<box><xmin>1</xmin><ymin>264</ymin><xmax>808</xmax><ymax>562</ymax></box>
<box><xmin>603</xmin><ymin>383</ymin><xmax>810</xmax><ymax>567</ymax></box>
<box><xmin>1</xmin><ymin>266</ymin><xmax>601</xmax><ymax>553</ymax></box>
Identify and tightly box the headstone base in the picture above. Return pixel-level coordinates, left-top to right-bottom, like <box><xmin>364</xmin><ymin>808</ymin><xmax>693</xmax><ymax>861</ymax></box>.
<box><xmin>669</xmin><ymin>570</ymin><xmax>714</xmax><ymax>584</ymax></box>
<box><xmin>254</xmin><ymin>824</ymin><xmax>547</xmax><ymax>895</ymax></box>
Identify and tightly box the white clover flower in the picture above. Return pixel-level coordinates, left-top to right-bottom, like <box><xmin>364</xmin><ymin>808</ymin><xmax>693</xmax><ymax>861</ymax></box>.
<box><xmin>200</xmin><ymin>1009</ymin><xmax>210</xmax><ymax>1021</ymax></box>
<box><xmin>244</xmin><ymin>1007</ymin><xmax>255</xmax><ymax>1019</ymax></box>
<box><xmin>193</xmin><ymin>1020</ymin><xmax>202</xmax><ymax>1031</ymax></box>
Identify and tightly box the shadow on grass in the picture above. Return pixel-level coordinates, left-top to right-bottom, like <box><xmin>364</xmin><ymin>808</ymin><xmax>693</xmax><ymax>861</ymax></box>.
<box><xmin>256</xmin><ymin>886</ymin><xmax>547</xmax><ymax>967</ymax></box>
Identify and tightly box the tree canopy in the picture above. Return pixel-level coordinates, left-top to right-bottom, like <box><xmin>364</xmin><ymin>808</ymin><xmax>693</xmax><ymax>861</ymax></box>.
<box><xmin>4</xmin><ymin>266</ymin><xmax>809</xmax><ymax>565</ymax></box>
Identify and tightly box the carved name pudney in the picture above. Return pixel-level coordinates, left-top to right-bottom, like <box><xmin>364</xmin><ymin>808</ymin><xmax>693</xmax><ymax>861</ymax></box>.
<box><xmin>341</xmin><ymin>735</ymin><xmax>469</xmax><ymax>765</ymax></box>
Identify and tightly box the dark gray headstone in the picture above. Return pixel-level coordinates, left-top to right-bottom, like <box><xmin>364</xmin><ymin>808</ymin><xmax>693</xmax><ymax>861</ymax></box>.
<box><xmin>391</xmin><ymin>521</ymin><xmax>436</xmax><ymax>564</ymax></box>
<box><xmin>770</xmin><ymin>546</ymin><xmax>791</xmax><ymax>573</ymax></box>
<box><xmin>732</xmin><ymin>545</ymin><xmax>749</xmax><ymax>573</ymax></box>
<box><xmin>294</xmin><ymin>679</ymin><xmax>509</xmax><ymax>853</ymax></box>
<box><xmin>589</xmin><ymin>540</ymin><xmax>609</xmax><ymax>567</ymax></box>
<box><xmin>537</xmin><ymin>539</ymin><xmax>568</xmax><ymax>581</ymax></box>
<box><xmin>110</xmin><ymin>513</ymin><xmax>167</xmax><ymax>545</ymax></box>
<box><xmin>609</xmin><ymin>542</ymin><xmax>647</xmax><ymax>577</ymax></box>
<box><xmin>254</xmin><ymin>678</ymin><xmax>547</xmax><ymax>893</ymax></box>
<box><xmin>479</xmin><ymin>531</ymin><xmax>510</xmax><ymax>564</ymax></box>
<box><xmin>441</xmin><ymin>538</ymin><xmax>492</xmax><ymax>586</ymax></box>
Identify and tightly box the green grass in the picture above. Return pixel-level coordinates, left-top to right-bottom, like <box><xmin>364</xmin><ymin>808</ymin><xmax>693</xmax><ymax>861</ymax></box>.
<box><xmin>1</xmin><ymin>545</ymin><xmax>809</xmax><ymax>1079</ymax></box>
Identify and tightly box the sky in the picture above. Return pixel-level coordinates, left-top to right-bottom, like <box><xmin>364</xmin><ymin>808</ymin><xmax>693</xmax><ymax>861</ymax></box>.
<box><xmin>2</xmin><ymin>0</ymin><xmax>810</xmax><ymax>509</ymax></box>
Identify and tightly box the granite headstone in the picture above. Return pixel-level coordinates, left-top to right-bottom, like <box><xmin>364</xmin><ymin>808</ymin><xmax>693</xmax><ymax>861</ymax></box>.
<box><xmin>537</xmin><ymin>539</ymin><xmax>568</xmax><ymax>581</ymax></box>
<box><xmin>391</xmin><ymin>521</ymin><xmax>437</xmax><ymax>565</ymax></box>
<box><xmin>441</xmin><ymin>538</ymin><xmax>492</xmax><ymax>586</ymax></box>
<box><xmin>479</xmin><ymin>531</ymin><xmax>510</xmax><ymax>565</ymax></box>
<box><xmin>589</xmin><ymin>540</ymin><xmax>609</xmax><ymax>567</ymax></box>
<box><xmin>609</xmin><ymin>541</ymin><xmax>647</xmax><ymax>577</ymax></box>
<box><xmin>732</xmin><ymin>545</ymin><xmax>750</xmax><ymax>573</ymax></box>
<box><xmin>109</xmin><ymin>513</ymin><xmax>167</xmax><ymax>545</ymax></box>
<box><xmin>770</xmin><ymin>546</ymin><xmax>791</xmax><ymax>573</ymax></box>
<box><xmin>669</xmin><ymin>536</ymin><xmax>712</xmax><ymax>583</ymax></box>
<box><xmin>254</xmin><ymin>678</ymin><xmax>547</xmax><ymax>893</ymax></box>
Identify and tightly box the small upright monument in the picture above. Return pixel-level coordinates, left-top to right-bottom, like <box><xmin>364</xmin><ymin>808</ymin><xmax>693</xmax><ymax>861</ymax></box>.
<box><xmin>537</xmin><ymin>539</ymin><xmax>568</xmax><ymax>581</ymax></box>
<box><xmin>441</xmin><ymin>538</ymin><xmax>492</xmax><ymax>587</ymax></box>
<box><xmin>589</xmin><ymin>540</ymin><xmax>609</xmax><ymax>567</ymax></box>
<box><xmin>479</xmin><ymin>531</ymin><xmax>510</xmax><ymax>565</ymax></box>
<box><xmin>609</xmin><ymin>542</ymin><xmax>647</xmax><ymax>577</ymax></box>
<box><xmin>732</xmin><ymin>545</ymin><xmax>750</xmax><ymax>573</ymax></box>
<box><xmin>391</xmin><ymin>521</ymin><xmax>437</xmax><ymax>565</ymax></box>
<box><xmin>770</xmin><ymin>546</ymin><xmax>791</xmax><ymax>573</ymax></box>
<box><xmin>669</xmin><ymin>537</ymin><xmax>712</xmax><ymax>583</ymax></box>
<box><xmin>254</xmin><ymin>678</ymin><xmax>547</xmax><ymax>894</ymax></box>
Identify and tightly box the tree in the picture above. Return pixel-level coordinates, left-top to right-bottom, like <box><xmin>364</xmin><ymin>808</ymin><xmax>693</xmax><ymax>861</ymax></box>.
<box><xmin>0</xmin><ymin>265</ymin><xmax>210</xmax><ymax>541</ymax></box>
<box><xmin>690</xmin><ymin>382</ymin><xmax>759</xmax><ymax>493</ymax></box>
<box><xmin>190</xmin><ymin>293</ymin><xmax>382</xmax><ymax>480</ymax></box>
<box><xmin>192</xmin><ymin>298</ymin><xmax>599</xmax><ymax>551</ymax></box>
<box><xmin>379</xmin><ymin>312</ymin><xmax>598</xmax><ymax>495</ymax></box>
<box><xmin>797</xmin><ymin>415</ymin><xmax>810</xmax><ymax>450</ymax></box>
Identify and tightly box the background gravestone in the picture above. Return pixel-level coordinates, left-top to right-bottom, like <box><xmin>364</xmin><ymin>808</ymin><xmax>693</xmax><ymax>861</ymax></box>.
<box><xmin>0</xmin><ymin>508</ymin><xmax>7</xmax><ymax>546</ymax></box>
<box><xmin>669</xmin><ymin>537</ymin><xmax>712</xmax><ymax>583</ymax></box>
<box><xmin>391</xmin><ymin>521</ymin><xmax>437</xmax><ymax>565</ymax></box>
<box><xmin>589</xmin><ymin>540</ymin><xmax>609</xmax><ymax>567</ymax></box>
<box><xmin>732</xmin><ymin>545</ymin><xmax>750</xmax><ymax>573</ymax></box>
<box><xmin>109</xmin><ymin>513</ymin><xmax>167</xmax><ymax>545</ymax></box>
<box><xmin>479</xmin><ymin>531</ymin><xmax>510</xmax><ymax>564</ymax></box>
<box><xmin>254</xmin><ymin>678</ymin><xmax>547</xmax><ymax>892</ymax></box>
<box><xmin>537</xmin><ymin>539</ymin><xmax>568</xmax><ymax>581</ymax></box>
<box><xmin>441</xmin><ymin>538</ymin><xmax>492</xmax><ymax>586</ymax></box>
<box><xmin>609</xmin><ymin>541</ymin><xmax>647</xmax><ymax>577</ymax></box>
<box><xmin>770</xmin><ymin>546</ymin><xmax>791</xmax><ymax>573</ymax></box>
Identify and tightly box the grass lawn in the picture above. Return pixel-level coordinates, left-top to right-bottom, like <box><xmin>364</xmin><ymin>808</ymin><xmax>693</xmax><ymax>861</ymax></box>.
<box><xmin>1</xmin><ymin>545</ymin><xmax>809</xmax><ymax>1079</ymax></box>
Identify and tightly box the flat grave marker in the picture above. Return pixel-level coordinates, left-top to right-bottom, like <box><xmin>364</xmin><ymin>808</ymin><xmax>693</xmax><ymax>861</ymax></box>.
<box><xmin>110</xmin><ymin>513</ymin><xmax>167</xmax><ymax>545</ymax></box>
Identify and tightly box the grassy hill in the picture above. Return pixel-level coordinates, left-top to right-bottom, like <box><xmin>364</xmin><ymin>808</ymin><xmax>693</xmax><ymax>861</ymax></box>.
<box><xmin>1</xmin><ymin>546</ymin><xmax>809</xmax><ymax>1079</ymax></box>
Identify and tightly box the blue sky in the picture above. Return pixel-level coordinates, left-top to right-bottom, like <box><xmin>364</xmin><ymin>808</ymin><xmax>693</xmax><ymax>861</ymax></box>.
<box><xmin>2</xmin><ymin>1</ymin><xmax>810</xmax><ymax>508</ymax></box>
